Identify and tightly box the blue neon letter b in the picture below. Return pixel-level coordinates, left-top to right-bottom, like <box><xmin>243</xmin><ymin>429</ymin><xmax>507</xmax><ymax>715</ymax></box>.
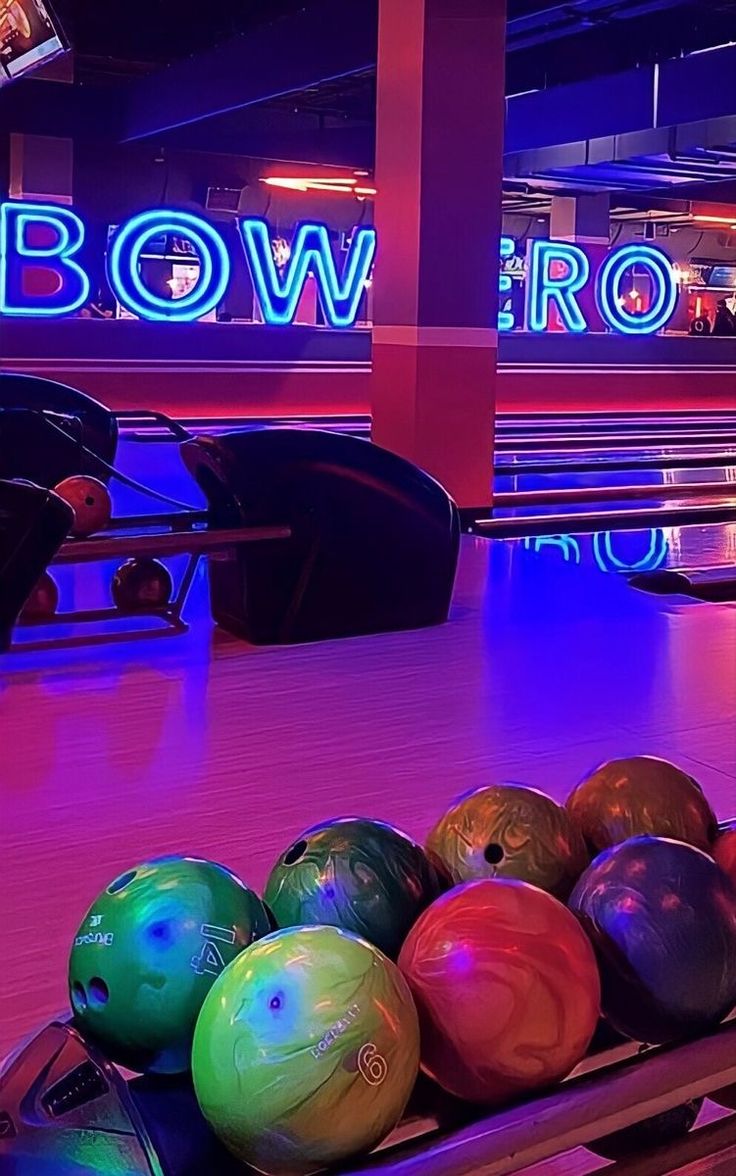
<box><xmin>0</xmin><ymin>201</ymin><xmax>90</xmax><ymax>317</ymax></box>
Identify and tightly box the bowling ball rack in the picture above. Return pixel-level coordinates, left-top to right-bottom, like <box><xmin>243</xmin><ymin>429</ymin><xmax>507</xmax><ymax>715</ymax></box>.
<box><xmin>3</xmin><ymin>1014</ymin><xmax>736</xmax><ymax>1174</ymax></box>
<box><xmin>12</xmin><ymin>508</ymin><xmax>291</xmax><ymax>651</ymax></box>
<box><xmin>344</xmin><ymin>1017</ymin><xmax>736</xmax><ymax>1176</ymax></box>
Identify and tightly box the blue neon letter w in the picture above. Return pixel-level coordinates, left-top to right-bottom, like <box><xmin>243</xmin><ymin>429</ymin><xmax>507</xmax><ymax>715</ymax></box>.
<box><xmin>238</xmin><ymin>218</ymin><xmax>376</xmax><ymax>328</ymax></box>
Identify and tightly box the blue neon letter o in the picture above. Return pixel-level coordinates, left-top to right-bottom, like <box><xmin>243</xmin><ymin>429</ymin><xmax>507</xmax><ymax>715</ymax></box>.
<box><xmin>107</xmin><ymin>210</ymin><xmax>231</xmax><ymax>321</ymax></box>
<box><xmin>592</xmin><ymin>529</ymin><xmax>668</xmax><ymax>573</ymax></box>
<box><xmin>596</xmin><ymin>244</ymin><xmax>677</xmax><ymax>335</ymax></box>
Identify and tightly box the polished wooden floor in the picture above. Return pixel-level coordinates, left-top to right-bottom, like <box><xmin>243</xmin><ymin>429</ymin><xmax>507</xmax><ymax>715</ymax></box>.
<box><xmin>3</xmin><ymin>527</ymin><xmax>736</xmax><ymax>1066</ymax></box>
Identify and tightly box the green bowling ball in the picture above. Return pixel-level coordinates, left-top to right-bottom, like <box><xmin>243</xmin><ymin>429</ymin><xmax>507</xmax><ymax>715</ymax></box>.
<box><xmin>264</xmin><ymin>817</ymin><xmax>447</xmax><ymax>959</ymax></box>
<box><xmin>68</xmin><ymin>856</ymin><xmax>271</xmax><ymax>1073</ymax></box>
<box><xmin>192</xmin><ymin>925</ymin><xmax>420</xmax><ymax>1176</ymax></box>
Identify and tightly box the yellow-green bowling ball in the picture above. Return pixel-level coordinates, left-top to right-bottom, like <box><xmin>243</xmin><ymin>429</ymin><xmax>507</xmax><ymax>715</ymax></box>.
<box><xmin>192</xmin><ymin>925</ymin><xmax>420</xmax><ymax>1175</ymax></box>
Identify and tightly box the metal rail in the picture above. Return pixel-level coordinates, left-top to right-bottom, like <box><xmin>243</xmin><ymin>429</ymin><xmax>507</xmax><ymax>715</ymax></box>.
<box><xmin>343</xmin><ymin>1022</ymin><xmax>736</xmax><ymax>1176</ymax></box>
<box><xmin>471</xmin><ymin>500</ymin><xmax>736</xmax><ymax>538</ymax></box>
<box><xmin>496</xmin><ymin>436</ymin><xmax>736</xmax><ymax>453</ymax></box>
<box><xmin>496</xmin><ymin>453</ymin><xmax>736</xmax><ymax>475</ymax></box>
<box><xmin>14</xmin><ymin>518</ymin><xmax>292</xmax><ymax>650</ymax></box>
<box><xmin>53</xmin><ymin>524</ymin><xmax>291</xmax><ymax>565</ymax></box>
<box><xmin>494</xmin><ymin>483</ymin><xmax>736</xmax><ymax>508</ymax></box>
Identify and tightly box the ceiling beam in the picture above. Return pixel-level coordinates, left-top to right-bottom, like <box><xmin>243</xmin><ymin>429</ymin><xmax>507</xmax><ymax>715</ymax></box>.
<box><xmin>122</xmin><ymin>0</ymin><xmax>376</xmax><ymax>143</ymax></box>
<box><xmin>158</xmin><ymin>109</ymin><xmax>374</xmax><ymax>169</ymax></box>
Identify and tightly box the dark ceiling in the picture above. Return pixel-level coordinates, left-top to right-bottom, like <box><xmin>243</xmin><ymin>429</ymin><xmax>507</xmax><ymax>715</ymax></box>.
<box><xmin>21</xmin><ymin>0</ymin><xmax>736</xmax><ymax>206</ymax></box>
<box><xmin>53</xmin><ymin>0</ymin><xmax>308</xmax><ymax>68</ymax></box>
<box><xmin>55</xmin><ymin>0</ymin><xmax>736</xmax><ymax>97</ymax></box>
<box><xmin>252</xmin><ymin>0</ymin><xmax>736</xmax><ymax>127</ymax></box>
<box><xmin>507</xmin><ymin>0</ymin><xmax>736</xmax><ymax>93</ymax></box>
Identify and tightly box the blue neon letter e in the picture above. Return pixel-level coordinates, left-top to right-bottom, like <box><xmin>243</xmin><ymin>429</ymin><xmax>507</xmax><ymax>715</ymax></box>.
<box><xmin>498</xmin><ymin>236</ymin><xmax>516</xmax><ymax>331</ymax></box>
<box><xmin>525</xmin><ymin>240</ymin><xmax>589</xmax><ymax>333</ymax></box>
<box><xmin>0</xmin><ymin>201</ymin><xmax>90</xmax><ymax>317</ymax></box>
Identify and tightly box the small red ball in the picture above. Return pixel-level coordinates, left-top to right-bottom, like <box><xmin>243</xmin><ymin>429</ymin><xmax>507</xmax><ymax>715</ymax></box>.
<box><xmin>54</xmin><ymin>475</ymin><xmax>112</xmax><ymax>538</ymax></box>
<box><xmin>20</xmin><ymin>570</ymin><xmax>59</xmax><ymax>621</ymax></box>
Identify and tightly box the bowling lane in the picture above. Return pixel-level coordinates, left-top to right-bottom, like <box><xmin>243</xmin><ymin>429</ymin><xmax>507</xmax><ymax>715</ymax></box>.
<box><xmin>495</xmin><ymin>417</ymin><xmax>736</xmax><ymax>518</ymax></box>
<box><xmin>494</xmin><ymin>466</ymin><xmax>736</xmax><ymax>518</ymax></box>
<box><xmin>2</xmin><ymin>516</ymin><xmax>735</xmax><ymax>1057</ymax></box>
<box><xmin>118</xmin><ymin>413</ymin><xmax>736</xmax><ymax>511</ymax></box>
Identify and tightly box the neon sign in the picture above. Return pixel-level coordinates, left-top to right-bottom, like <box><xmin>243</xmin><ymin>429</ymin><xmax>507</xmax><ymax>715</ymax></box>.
<box><xmin>525</xmin><ymin>240</ymin><xmax>590</xmax><ymax>334</ymax></box>
<box><xmin>0</xmin><ymin>202</ymin><xmax>376</xmax><ymax>328</ymax></box>
<box><xmin>595</xmin><ymin>244</ymin><xmax>678</xmax><ymax>336</ymax></box>
<box><xmin>0</xmin><ymin>200</ymin><xmax>678</xmax><ymax>334</ymax></box>
<box><xmin>500</xmin><ymin>238</ymin><xmax>679</xmax><ymax>335</ymax></box>
<box><xmin>239</xmin><ymin>219</ymin><xmax>376</xmax><ymax>329</ymax></box>
<box><xmin>524</xmin><ymin>530</ymin><xmax>669</xmax><ymax>573</ymax></box>
<box><xmin>0</xmin><ymin>202</ymin><xmax>90</xmax><ymax>317</ymax></box>
<box><xmin>107</xmin><ymin>210</ymin><xmax>232</xmax><ymax>322</ymax></box>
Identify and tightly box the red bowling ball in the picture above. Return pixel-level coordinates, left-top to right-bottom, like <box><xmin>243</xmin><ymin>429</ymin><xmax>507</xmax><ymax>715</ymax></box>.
<box><xmin>53</xmin><ymin>475</ymin><xmax>112</xmax><ymax>539</ymax></box>
<box><xmin>566</xmin><ymin>756</ymin><xmax>717</xmax><ymax>855</ymax></box>
<box><xmin>19</xmin><ymin>571</ymin><xmax>59</xmax><ymax>622</ymax></box>
<box><xmin>398</xmin><ymin>879</ymin><xmax>600</xmax><ymax>1104</ymax></box>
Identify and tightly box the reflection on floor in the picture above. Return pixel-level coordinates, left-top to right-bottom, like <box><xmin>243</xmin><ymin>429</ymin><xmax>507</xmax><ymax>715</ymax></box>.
<box><xmin>3</xmin><ymin>526</ymin><xmax>736</xmax><ymax>1067</ymax></box>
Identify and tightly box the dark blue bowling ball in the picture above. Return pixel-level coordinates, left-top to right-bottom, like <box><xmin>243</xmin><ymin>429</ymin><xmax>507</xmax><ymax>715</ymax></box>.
<box><xmin>569</xmin><ymin>835</ymin><xmax>736</xmax><ymax>1044</ymax></box>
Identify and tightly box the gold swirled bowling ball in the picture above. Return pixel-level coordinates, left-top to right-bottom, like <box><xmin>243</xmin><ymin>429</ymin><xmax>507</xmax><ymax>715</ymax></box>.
<box><xmin>566</xmin><ymin>755</ymin><xmax>717</xmax><ymax>855</ymax></box>
<box><xmin>427</xmin><ymin>783</ymin><xmax>589</xmax><ymax>899</ymax></box>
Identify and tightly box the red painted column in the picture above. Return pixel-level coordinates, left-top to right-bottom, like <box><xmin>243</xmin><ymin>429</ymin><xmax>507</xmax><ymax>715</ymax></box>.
<box><xmin>372</xmin><ymin>0</ymin><xmax>506</xmax><ymax>509</ymax></box>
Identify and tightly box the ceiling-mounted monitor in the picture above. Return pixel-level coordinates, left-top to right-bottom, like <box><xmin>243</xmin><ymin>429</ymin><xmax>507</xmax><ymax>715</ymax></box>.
<box><xmin>0</xmin><ymin>0</ymin><xmax>67</xmax><ymax>85</ymax></box>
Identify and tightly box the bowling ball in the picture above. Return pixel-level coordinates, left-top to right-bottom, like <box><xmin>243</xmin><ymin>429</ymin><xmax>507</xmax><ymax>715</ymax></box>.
<box><xmin>570</xmin><ymin>836</ymin><xmax>736</xmax><ymax>1044</ymax></box>
<box><xmin>69</xmin><ymin>856</ymin><xmax>271</xmax><ymax>1073</ymax></box>
<box><xmin>112</xmin><ymin>557</ymin><xmax>173</xmax><ymax>612</ymax></box>
<box><xmin>714</xmin><ymin>827</ymin><xmax>736</xmax><ymax>886</ymax></box>
<box><xmin>54</xmin><ymin>475</ymin><xmax>112</xmax><ymax>538</ymax></box>
<box><xmin>192</xmin><ymin>925</ymin><xmax>420</xmax><ymax>1176</ymax></box>
<box><xmin>427</xmin><ymin>783</ymin><xmax>588</xmax><ymax>899</ymax></box>
<box><xmin>589</xmin><ymin>1099</ymin><xmax>703</xmax><ymax>1161</ymax></box>
<box><xmin>566</xmin><ymin>755</ymin><xmax>717</xmax><ymax>854</ymax></box>
<box><xmin>398</xmin><ymin>879</ymin><xmax>600</xmax><ymax>1104</ymax></box>
<box><xmin>19</xmin><ymin>570</ymin><xmax>59</xmax><ymax>621</ymax></box>
<box><xmin>701</xmin><ymin>828</ymin><xmax>736</xmax><ymax>1113</ymax></box>
<box><xmin>264</xmin><ymin>817</ymin><xmax>447</xmax><ymax>959</ymax></box>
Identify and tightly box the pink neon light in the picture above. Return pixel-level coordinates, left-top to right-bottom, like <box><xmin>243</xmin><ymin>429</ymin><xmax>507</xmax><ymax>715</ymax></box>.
<box><xmin>260</xmin><ymin>177</ymin><xmax>377</xmax><ymax>196</ymax></box>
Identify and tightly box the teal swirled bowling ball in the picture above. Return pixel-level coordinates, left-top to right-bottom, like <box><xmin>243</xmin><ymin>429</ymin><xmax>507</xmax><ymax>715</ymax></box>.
<box><xmin>263</xmin><ymin>818</ymin><xmax>448</xmax><ymax>958</ymax></box>
<box><xmin>192</xmin><ymin>925</ymin><xmax>420</xmax><ymax>1175</ymax></box>
<box><xmin>68</xmin><ymin>856</ymin><xmax>271</xmax><ymax>1073</ymax></box>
